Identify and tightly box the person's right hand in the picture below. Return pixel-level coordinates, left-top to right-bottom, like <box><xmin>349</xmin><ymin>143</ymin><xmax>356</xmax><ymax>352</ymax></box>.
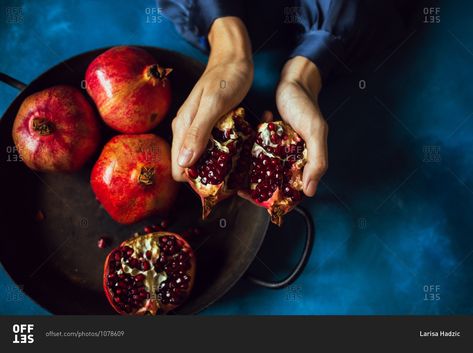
<box><xmin>171</xmin><ymin>17</ymin><xmax>253</xmax><ymax>181</ymax></box>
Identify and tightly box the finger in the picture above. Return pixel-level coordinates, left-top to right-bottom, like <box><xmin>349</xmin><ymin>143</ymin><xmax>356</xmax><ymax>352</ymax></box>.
<box><xmin>261</xmin><ymin>110</ymin><xmax>274</xmax><ymax>123</ymax></box>
<box><xmin>178</xmin><ymin>92</ymin><xmax>231</xmax><ymax>167</ymax></box>
<box><xmin>171</xmin><ymin>118</ymin><xmax>189</xmax><ymax>181</ymax></box>
<box><xmin>299</xmin><ymin>118</ymin><xmax>328</xmax><ymax>197</ymax></box>
<box><xmin>171</xmin><ymin>89</ymin><xmax>202</xmax><ymax>181</ymax></box>
<box><xmin>237</xmin><ymin>190</ymin><xmax>257</xmax><ymax>205</ymax></box>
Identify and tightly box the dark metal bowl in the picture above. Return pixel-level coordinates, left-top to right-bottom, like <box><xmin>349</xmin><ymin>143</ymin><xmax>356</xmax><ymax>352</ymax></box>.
<box><xmin>0</xmin><ymin>47</ymin><xmax>313</xmax><ymax>314</ymax></box>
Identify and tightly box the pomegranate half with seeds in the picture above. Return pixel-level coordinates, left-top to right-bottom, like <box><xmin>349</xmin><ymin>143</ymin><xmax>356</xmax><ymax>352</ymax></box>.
<box><xmin>185</xmin><ymin>107</ymin><xmax>254</xmax><ymax>218</ymax></box>
<box><xmin>240</xmin><ymin>121</ymin><xmax>307</xmax><ymax>226</ymax></box>
<box><xmin>103</xmin><ymin>232</ymin><xmax>195</xmax><ymax>315</ymax></box>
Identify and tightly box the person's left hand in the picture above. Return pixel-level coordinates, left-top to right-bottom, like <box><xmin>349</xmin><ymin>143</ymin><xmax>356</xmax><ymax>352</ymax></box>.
<box><xmin>275</xmin><ymin>56</ymin><xmax>329</xmax><ymax>197</ymax></box>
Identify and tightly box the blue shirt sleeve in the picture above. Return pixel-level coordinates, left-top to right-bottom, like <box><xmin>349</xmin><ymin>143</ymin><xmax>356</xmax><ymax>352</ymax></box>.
<box><xmin>157</xmin><ymin>0</ymin><xmax>242</xmax><ymax>51</ymax></box>
<box><xmin>194</xmin><ymin>0</ymin><xmax>243</xmax><ymax>34</ymax></box>
<box><xmin>290</xmin><ymin>0</ymin><xmax>362</xmax><ymax>81</ymax></box>
<box><xmin>290</xmin><ymin>0</ymin><xmax>413</xmax><ymax>80</ymax></box>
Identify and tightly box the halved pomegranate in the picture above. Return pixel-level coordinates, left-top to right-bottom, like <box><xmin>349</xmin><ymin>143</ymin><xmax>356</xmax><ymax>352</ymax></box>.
<box><xmin>185</xmin><ymin>107</ymin><xmax>254</xmax><ymax>218</ymax></box>
<box><xmin>103</xmin><ymin>232</ymin><xmax>195</xmax><ymax>315</ymax></box>
<box><xmin>240</xmin><ymin>121</ymin><xmax>307</xmax><ymax>226</ymax></box>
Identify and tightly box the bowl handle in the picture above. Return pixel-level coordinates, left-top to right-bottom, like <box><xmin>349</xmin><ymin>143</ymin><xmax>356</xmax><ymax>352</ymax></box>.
<box><xmin>0</xmin><ymin>73</ymin><xmax>27</xmax><ymax>90</ymax></box>
<box><xmin>246</xmin><ymin>206</ymin><xmax>315</xmax><ymax>289</ymax></box>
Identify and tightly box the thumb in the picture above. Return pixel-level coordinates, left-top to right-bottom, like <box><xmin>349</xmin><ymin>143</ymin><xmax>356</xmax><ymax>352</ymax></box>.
<box><xmin>177</xmin><ymin>119</ymin><xmax>212</xmax><ymax>168</ymax></box>
<box><xmin>299</xmin><ymin>118</ymin><xmax>328</xmax><ymax>197</ymax></box>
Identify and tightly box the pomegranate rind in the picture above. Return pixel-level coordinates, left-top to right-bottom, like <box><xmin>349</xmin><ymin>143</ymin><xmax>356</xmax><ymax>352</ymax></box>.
<box><xmin>103</xmin><ymin>231</ymin><xmax>196</xmax><ymax>315</ymax></box>
<box><xmin>12</xmin><ymin>85</ymin><xmax>100</xmax><ymax>172</ymax></box>
<box><xmin>90</xmin><ymin>134</ymin><xmax>178</xmax><ymax>224</ymax></box>
<box><xmin>85</xmin><ymin>46</ymin><xmax>172</xmax><ymax>133</ymax></box>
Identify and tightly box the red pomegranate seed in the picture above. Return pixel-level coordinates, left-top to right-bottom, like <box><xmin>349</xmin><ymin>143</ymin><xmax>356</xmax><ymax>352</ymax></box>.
<box><xmin>145</xmin><ymin>250</ymin><xmax>152</xmax><ymax>259</ymax></box>
<box><xmin>160</xmin><ymin>219</ymin><xmax>169</xmax><ymax>229</ymax></box>
<box><xmin>144</xmin><ymin>226</ymin><xmax>153</xmax><ymax>233</ymax></box>
<box><xmin>188</xmin><ymin>167</ymin><xmax>198</xmax><ymax>179</ymax></box>
<box><xmin>34</xmin><ymin>210</ymin><xmax>45</xmax><ymax>222</ymax></box>
<box><xmin>125</xmin><ymin>247</ymin><xmax>134</xmax><ymax>257</ymax></box>
<box><xmin>135</xmin><ymin>273</ymin><xmax>146</xmax><ymax>281</ymax></box>
<box><xmin>97</xmin><ymin>237</ymin><xmax>108</xmax><ymax>249</ymax></box>
<box><xmin>142</xmin><ymin>261</ymin><xmax>150</xmax><ymax>271</ymax></box>
<box><xmin>181</xmin><ymin>229</ymin><xmax>191</xmax><ymax>239</ymax></box>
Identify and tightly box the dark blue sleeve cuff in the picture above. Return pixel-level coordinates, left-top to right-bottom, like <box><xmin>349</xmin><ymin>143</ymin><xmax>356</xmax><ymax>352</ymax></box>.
<box><xmin>157</xmin><ymin>0</ymin><xmax>243</xmax><ymax>53</ymax></box>
<box><xmin>194</xmin><ymin>0</ymin><xmax>244</xmax><ymax>35</ymax></box>
<box><xmin>289</xmin><ymin>30</ymin><xmax>346</xmax><ymax>81</ymax></box>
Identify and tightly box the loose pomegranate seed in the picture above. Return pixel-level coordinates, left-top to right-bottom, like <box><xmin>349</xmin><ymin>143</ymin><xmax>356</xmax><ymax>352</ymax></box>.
<box><xmin>144</xmin><ymin>226</ymin><xmax>153</xmax><ymax>233</ymax></box>
<box><xmin>160</xmin><ymin>219</ymin><xmax>169</xmax><ymax>229</ymax></box>
<box><xmin>152</xmin><ymin>224</ymin><xmax>163</xmax><ymax>231</ymax></box>
<box><xmin>97</xmin><ymin>237</ymin><xmax>108</xmax><ymax>249</ymax></box>
<box><xmin>34</xmin><ymin>210</ymin><xmax>45</xmax><ymax>222</ymax></box>
<box><xmin>181</xmin><ymin>229</ymin><xmax>191</xmax><ymax>239</ymax></box>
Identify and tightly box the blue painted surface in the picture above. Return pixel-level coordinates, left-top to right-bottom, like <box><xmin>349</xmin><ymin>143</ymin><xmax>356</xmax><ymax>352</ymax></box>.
<box><xmin>1</xmin><ymin>0</ymin><xmax>472</xmax><ymax>315</ymax></box>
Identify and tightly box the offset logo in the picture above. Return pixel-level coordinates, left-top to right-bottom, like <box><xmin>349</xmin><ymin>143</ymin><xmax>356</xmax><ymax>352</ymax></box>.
<box><xmin>12</xmin><ymin>324</ymin><xmax>34</xmax><ymax>344</ymax></box>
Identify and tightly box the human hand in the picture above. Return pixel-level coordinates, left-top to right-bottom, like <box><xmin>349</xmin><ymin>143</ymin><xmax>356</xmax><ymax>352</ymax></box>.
<box><xmin>275</xmin><ymin>56</ymin><xmax>328</xmax><ymax>196</ymax></box>
<box><xmin>171</xmin><ymin>17</ymin><xmax>253</xmax><ymax>181</ymax></box>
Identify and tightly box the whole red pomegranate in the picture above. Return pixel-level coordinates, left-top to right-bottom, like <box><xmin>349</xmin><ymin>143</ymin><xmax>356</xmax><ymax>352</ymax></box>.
<box><xmin>12</xmin><ymin>85</ymin><xmax>100</xmax><ymax>172</ymax></box>
<box><xmin>241</xmin><ymin>121</ymin><xmax>307</xmax><ymax>226</ymax></box>
<box><xmin>103</xmin><ymin>232</ymin><xmax>195</xmax><ymax>315</ymax></box>
<box><xmin>91</xmin><ymin>134</ymin><xmax>178</xmax><ymax>224</ymax></box>
<box><xmin>185</xmin><ymin>108</ymin><xmax>254</xmax><ymax>218</ymax></box>
<box><xmin>85</xmin><ymin>46</ymin><xmax>172</xmax><ymax>133</ymax></box>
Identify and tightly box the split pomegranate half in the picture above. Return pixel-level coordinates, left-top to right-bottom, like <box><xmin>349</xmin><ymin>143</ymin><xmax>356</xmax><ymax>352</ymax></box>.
<box><xmin>185</xmin><ymin>107</ymin><xmax>254</xmax><ymax>219</ymax></box>
<box><xmin>241</xmin><ymin>121</ymin><xmax>307</xmax><ymax>226</ymax></box>
<box><xmin>103</xmin><ymin>232</ymin><xmax>195</xmax><ymax>315</ymax></box>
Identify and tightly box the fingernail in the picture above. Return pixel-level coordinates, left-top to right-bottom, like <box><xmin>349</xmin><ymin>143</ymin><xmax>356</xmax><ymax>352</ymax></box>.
<box><xmin>305</xmin><ymin>180</ymin><xmax>317</xmax><ymax>197</ymax></box>
<box><xmin>178</xmin><ymin>147</ymin><xmax>193</xmax><ymax>167</ymax></box>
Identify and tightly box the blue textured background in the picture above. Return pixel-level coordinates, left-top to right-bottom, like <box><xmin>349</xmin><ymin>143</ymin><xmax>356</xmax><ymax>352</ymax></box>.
<box><xmin>1</xmin><ymin>0</ymin><xmax>472</xmax><ymax>315</ymax></box>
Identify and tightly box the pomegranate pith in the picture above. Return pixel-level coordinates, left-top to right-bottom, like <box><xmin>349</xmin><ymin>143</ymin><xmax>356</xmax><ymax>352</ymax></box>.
<box><xmin>185</xmin><ymin>107</ymin><xmax>254</xmax><ymax>219</ymax></box>
<box><xmin>103</xmin><ymin>232</ymin><xmax>195</xmax><ymax>315</ymax></box>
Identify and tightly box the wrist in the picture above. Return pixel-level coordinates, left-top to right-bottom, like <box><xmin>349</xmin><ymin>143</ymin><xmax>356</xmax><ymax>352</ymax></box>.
<box><xmin>280</xmin><ymin>56</ymin><xmax>322</xmax><ymax>96</ymax></box>
<box><xmin>208</xmin><ymin>17</ymin><xmax>252</xmax><ymax>64</ymax></box>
